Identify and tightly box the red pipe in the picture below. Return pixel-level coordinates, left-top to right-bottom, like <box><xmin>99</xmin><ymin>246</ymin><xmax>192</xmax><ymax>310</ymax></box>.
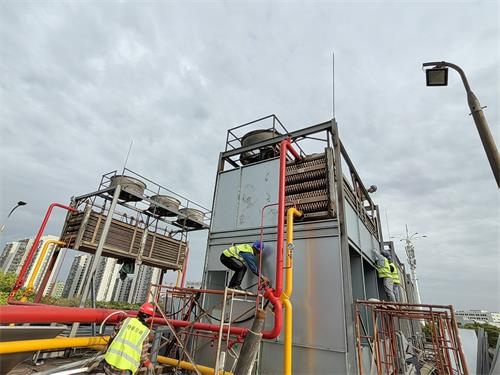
<box><xmin>0</xmin><ymin>288</ymin><xmax>283</xmax><ymax>339</ymax></box>
<box><xmin>275</xmin><ymin>139</ymin><xmax>301</xmax><ymax>298</ymax></box>
<box><xmin>9</xmin><ymin>203</ymin><xmax>77</xmax><ymax>301</ymax></box>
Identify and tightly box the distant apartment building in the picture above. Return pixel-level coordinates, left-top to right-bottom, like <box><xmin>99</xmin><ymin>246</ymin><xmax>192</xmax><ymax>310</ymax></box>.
<box><xmin>0</xmin><ymin>241</ymin><xmax>20</xmax><ymax>271</ymax></box>
<box><xmin>111</xmin><ymin>276</ymin><xmax>133</xmax><ymax>302</ymax></box>
<box><xmin>456</xmin><ymin>310</ymin><xmax>500</xmax><ymax>327</ymax></box>
<box><xmin>0</xmin><ymin>238</ymin><xmax>34</xmax><ymax>273</ymax></box>
<box><xmin>62</xmin><ymin>254</ymin><xmax>91</xmax><ymax>299</ymax></box>
<box><xmin>47</xmin><ymin>281</ymin><xmax>65</xmax><ymax>298</ymax></box>
<box><xmin>109</xmin><ymin>264</ymin><xmax>161</xmax><ymax>303</ymax></box>
<box><xmin>42</xmin><ymin>251</ymin><xmax>66</xmax><ymax>296</ymax></box>
<box><xmin>0</xmin><ymin>235</ymin><xmax>61</xmax><ymax>289</ymax></box>
<box><xmin>131</xmin><ymin>265</ymin><xmax>161</xmax><ymax>304</ymax></box>
<box><xmin>94</xmin><ymin>258</ymin><xmax>120</xmax><ymax>302</ymax></box>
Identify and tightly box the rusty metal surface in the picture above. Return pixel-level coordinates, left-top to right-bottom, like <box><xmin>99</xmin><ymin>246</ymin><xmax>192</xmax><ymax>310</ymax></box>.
<box><xmin>0</xmin><ymin>325</ymin><xmax>66</xmax><ymax>374</ymax></box>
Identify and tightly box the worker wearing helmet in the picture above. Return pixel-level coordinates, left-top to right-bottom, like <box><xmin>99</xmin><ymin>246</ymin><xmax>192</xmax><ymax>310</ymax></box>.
<box><xmin>372</xmin><ymin>250</ymin><xmax>396</xmax><ymax>302</ymax></box>
<box><xmin>389</xmin><ymin>260</ymin><xmax>401</xmax><ymax>301</ymax></box>
<box><xmin>220</xmin><ymin>241</ymin><xmax>270</xmax><ymax>290</ymax></box>
<box><xmin>103</xmin><ymin>303</ymin><xmax>155</xmax><ymax>374</ymax></box>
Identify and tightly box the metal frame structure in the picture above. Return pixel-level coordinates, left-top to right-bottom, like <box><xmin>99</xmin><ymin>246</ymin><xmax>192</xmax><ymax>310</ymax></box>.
<box><xmin>219</xmin><ymin>118</ymin><xmax>380</xmax><ymax>236</ymax></box>
<box><xmin>197</xmin><ymin>116</ymin><xmax>387</xmax><ymax>373</ymax></box>
<box><xmin>355</xmin><ymin>300</ymin><xmax>469</xmax><ymax>375</ymax></box>
<box><xmin>63</xmin><ymin>169</ymin><xmax>212</xmax><ymax>336</ymax></box>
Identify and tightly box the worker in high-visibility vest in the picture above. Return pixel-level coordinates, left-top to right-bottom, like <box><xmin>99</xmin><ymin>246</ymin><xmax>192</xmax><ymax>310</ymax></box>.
<box><xmin>220</xmin><ymin>241</ymin><xmax>270</xmax><ymax>290</ymax></box>
<box><xmin>390</xmin><ymin>260</ymin><xmax>401</xmax><ymax>301</ymax></box>
<box><xmin>103</xmin><ymin>303</ymin><xmax>155</xmax><ymax>374</ymax></box>
<box><xmin>372</xmin><ymin>250</ymin><xmax>396</xmax><ymax>302</ymax></box>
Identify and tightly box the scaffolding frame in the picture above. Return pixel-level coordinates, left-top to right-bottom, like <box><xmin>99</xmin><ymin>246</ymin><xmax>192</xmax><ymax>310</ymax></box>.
<box><xmin>146</xmin><ymin>284</ymin><xmax>265</xmax><ymax>373</ymax></box>
<box><xmin>355</xmin><ymin>300</ymin><xmax>469</xmax><ymax>375</ymax></box>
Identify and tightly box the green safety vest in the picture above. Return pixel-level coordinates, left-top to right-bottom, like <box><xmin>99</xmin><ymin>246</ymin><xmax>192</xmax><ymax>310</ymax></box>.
<box><xmin>222</xmin><ymin>244</ymin><xmax>254</xmax><ymax>262</ymax></box>
<box><xmin>104</xmin><ymin>317</ymin><xmax>150</xmax><ymax>374</ymax></box>
<box><xmin>377</xmin><ymin>258</ymin><xmax>392</xmax><ymax>279</ymax></box>
<box><xmin>390</xmin><ymin>262</ymin><xmax>400</xmax><ymax>284</ymax></box>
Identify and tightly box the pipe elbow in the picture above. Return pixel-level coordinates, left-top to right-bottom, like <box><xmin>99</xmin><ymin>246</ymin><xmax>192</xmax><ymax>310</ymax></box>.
<box><xmin>262</xmin><ymin>288</ymin><xmax>283</xmax><ymax>339</ymax></box>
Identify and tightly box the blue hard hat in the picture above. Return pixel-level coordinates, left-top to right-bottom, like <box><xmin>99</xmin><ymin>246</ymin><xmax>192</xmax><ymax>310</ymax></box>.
<box><xmin>252</xmin><ymin>241</ymin><xmax>264</xmax><ymax>251</ymax></box>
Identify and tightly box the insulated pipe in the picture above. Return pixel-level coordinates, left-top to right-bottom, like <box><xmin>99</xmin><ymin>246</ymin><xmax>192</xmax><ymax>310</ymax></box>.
<box><xmin>22</xmin><ymin>240</ymin><xmax>65</xmax><ymax>301</ymax></box>
<box><xmin>0</xmin><ymin>336</ymin><xmax>110</xmax><ymax>354</ymax></box>
<box><xmin>9</xmin><ymin>203</ymin><xmax>77</xmax><ymax>301</ymax></box>
<box><xmin>176</xmin><ymin>270</ymin><xmax>182</xmax><ymax>287</ymax></box>
<box><xmin>281</xmin><ymin>207</ymin><xmax>302</xmax><ymax>375</ymax></box>
<box><xmin>233</xmin><ymin>309</ymin><xmax>266</xmax><ymax>374</ymax></box>
<box><xmin>275</xmin><ymin>139</ymin><xmax>301</xmax><ymax>298</ymax></box>
<box><xmin>157</xmin><ymin>355</ymin><xmax>232</xmax><ymax>375</ymax></box>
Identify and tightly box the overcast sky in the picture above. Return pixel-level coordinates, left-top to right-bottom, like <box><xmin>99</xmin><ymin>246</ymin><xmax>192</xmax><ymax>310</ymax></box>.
<box><xmin>0</xmin><ymin>1</ymin><xmax>498</xmax><ymax>311</ymax></box>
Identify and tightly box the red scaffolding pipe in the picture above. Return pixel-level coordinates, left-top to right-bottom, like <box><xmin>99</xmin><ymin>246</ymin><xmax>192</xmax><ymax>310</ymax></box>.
<box><xmin>9</xmin><ymin>203</ymin><xmax>77</xmax><ymax>301</ymax></box>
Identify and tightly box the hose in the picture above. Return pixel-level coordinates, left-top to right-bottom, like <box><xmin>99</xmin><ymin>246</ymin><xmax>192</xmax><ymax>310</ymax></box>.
<box><xmin>99</xmin><ymin>310</ymin><xmax>127</xmax><ymax>335</ymax></box>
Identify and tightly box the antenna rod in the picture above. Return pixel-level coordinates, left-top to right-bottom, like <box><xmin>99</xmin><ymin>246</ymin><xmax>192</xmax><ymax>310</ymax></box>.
<box><xmin>122</xmin><ymin>139</ymin><xmax>134</xmax><ymax>174</ymax></box>
<box><xmin>332</xmin><ymin>51</ymin><xmax>335</xmax><ymax>119</ymax></box>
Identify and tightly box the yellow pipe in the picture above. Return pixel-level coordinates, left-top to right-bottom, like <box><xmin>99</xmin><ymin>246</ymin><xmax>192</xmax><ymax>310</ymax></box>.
<box><xmin>22</xmin><ymin>239</ymin><xmax>65</xmax><ymax>301</ymax></box>
<box><xmin>280</xmin><ymin>207</ymin><xmax>302</xmax><ymax>375</ymax></box>
<box><xmin>0</xmin><ymin>335</ymin><xmax>109</xmax><ymax>354</ymax></box>
<box><xmin>157</xmin><ymin>355</ymin><xmax>232</xmax><ymax>375</ymax></box>
<box><xmin>175</xmin><ymin>270</ymin><xmax>182</xmax><ymax>287</ymax></box>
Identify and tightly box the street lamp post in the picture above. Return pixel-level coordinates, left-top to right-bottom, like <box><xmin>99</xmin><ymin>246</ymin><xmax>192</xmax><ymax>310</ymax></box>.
<box><xmin>422</xmin><ymin>61</ymin><xmax>500</xmax><ymax>188</ymax></box>
<box><xmin>0</xmin><ymin>201</ymin><xmax>27</xmax><ymax>235</ymax></box>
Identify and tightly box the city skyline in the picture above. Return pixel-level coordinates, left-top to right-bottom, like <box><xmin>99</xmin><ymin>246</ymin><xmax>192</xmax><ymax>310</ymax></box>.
<box><xmin>0</xmin><ymin>237</ymin><xmax>165</xmax><ymax>304</ymax></box>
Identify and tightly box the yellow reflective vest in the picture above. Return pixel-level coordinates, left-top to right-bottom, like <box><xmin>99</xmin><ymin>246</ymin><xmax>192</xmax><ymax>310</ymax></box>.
<box><xmin>104</xmin><ymin>317</ymin><xmax>149</xmax><ymax>374</ymax></box>
<box><xmin>222</xmin><ymin>244</ymin><xmax>254</xmax><ymax>262</ymax></box>
<box><xmin>390</xmin><ymin>261</ymin><xmax>400</xmax><ymax>284</ymax></box>
<box><xmin>377</xmin><ymin>258</ymin><xmax>392</xmax><ymax>279</ymax></box>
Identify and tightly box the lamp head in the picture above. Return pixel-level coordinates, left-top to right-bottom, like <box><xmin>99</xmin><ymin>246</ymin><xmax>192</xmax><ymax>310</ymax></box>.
<box><xmin>17</xmin><ymin>201</ymin><xmax>27</xmax><ymax>206</ymax></box>
<box><xmin>424</xmin><ymin>66</ymin><xmax>448</xmax><ymax>86</ymax></box>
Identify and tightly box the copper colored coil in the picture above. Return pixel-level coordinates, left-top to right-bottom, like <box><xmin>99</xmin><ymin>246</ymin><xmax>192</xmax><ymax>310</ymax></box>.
<box><xmin>286</xmin><ymin>169</ymin><xmax>327</xmax><ymax>184</ymax></box>
<box><xmin>287</xmin><ymin>157</ymin><xmax>326</xmax><ymax>171</ymax></box>
<box><xmin>286</xmin><ymin>189</ymin><xmax>328</xmax><ymax>202</ymax></box>
<box><xmin>296</xmin><ymin>201</ymin><xmax>328</xmax><ymax>213</ymax></box>
<box><xmin>286</xmin><ymin>179</ymin><xmax>327</xmax><ymax>195</ymax></box>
